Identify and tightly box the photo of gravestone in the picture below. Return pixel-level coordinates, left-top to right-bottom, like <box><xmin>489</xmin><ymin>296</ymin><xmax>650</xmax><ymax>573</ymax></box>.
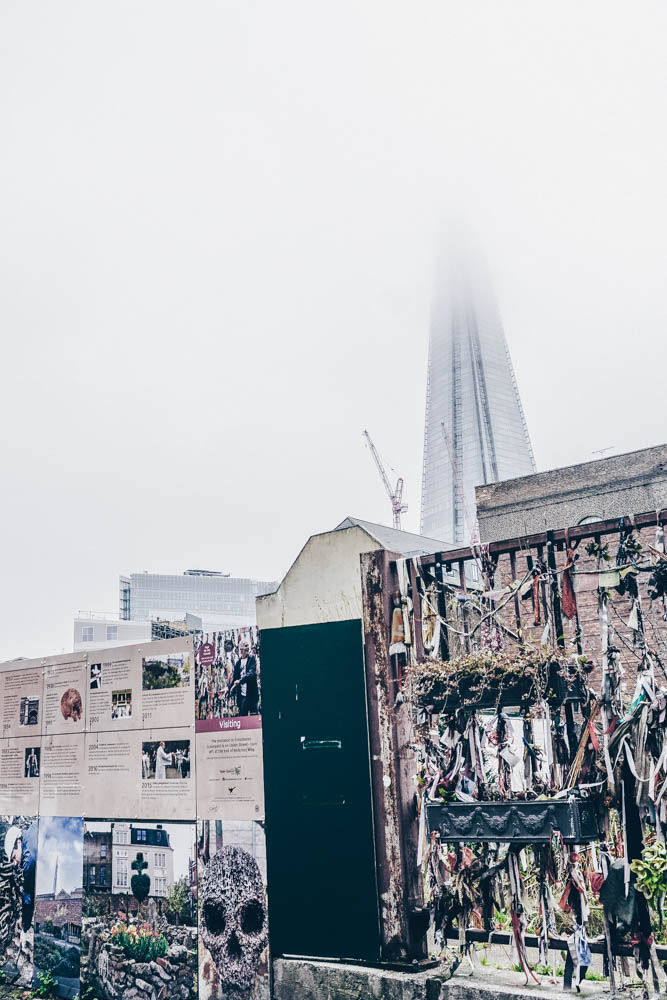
<box><xmin>80</xmin><ymin>820</ymin><xmax>197</xmax><ymax>1000</ymax></box>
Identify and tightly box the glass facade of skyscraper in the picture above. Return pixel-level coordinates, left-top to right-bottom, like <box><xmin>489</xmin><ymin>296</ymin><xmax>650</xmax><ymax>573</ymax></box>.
<box><xmin>421</xmin><ymin>256</ymin><xmax>535</xmax><ymax>544</ymax></box>
<box><xmin>119</xmin><ymin>570</ymin><xmax>276</xmax><ymax>630</ymax></box>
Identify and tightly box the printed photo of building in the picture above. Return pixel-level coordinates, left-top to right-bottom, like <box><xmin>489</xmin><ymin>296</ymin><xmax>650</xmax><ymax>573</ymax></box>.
<box><xmin>34</xmin><ymin>817</ymin><xmax>84</xmax><ymax>998</ymax></box>
<box><xmin>111</xmin><ymin>822</ymin><xmax>174</xmax><ymax>898</ymax></box>
<box><xmin>83</xmin><ymin>829</ymin><xmax>112</xmax><ymax>894</ymax></box>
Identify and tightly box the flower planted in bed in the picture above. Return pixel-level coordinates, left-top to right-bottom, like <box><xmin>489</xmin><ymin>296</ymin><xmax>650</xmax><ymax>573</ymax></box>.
<box><xmin>110</xmin><ymin>922</ymin><xmax>168</xmax><ymax>962</ymax></box>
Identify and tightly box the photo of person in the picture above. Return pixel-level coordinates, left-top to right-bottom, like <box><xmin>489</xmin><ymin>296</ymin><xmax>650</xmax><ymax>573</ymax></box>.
<box><xmin>33</xmin><ymin>817</ymin><xmax>83</xmax><ymax>999</ymax></box>
<box><xmin>60</xmin><ymin>688</ymin><xmax>82</xmax><ymax>723</ymax></box>
<box><xmin>194</xmin><ymin>629</ymin><xmax>261</xmax><ymax>724</ymax></box>
<box><xmin>19</xmin><ymin>697</ymin><xmax>39</xmax><ymax>727</ymax></box>
<box><xmin>89</xmin><ymin>664</ymin><xmax>102</xmax><ymax>690</ymax></box>
<box><xmin>142</xmin><ymin>652</ymin><xmax>192</xmax><ymax>691</ymax></box>
<box><xmin>141</xmin><ymin>740</ymin><xmax>191</xmax><ymax>780</ymax></box>
<box><xmin>231</xmin><ymin>639</ymin><xmax>259</xmax><ymax>717</ymax></box>
<box><xmin>111</xmin><ymin>690</ymin><xmax>132</xmax><ymax>720</ymax></box>
<box><xmin>24</xmin><ymin>748</ymin><xmax>40</xmax><ymax>778</ymax></box>
<box><xmin>0</xmin><ymin>815</ymin><xmax>39</xmax><ymax>986</ymax></box>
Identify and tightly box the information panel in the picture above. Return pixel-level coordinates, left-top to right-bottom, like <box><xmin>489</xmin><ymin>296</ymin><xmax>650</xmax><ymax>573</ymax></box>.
<box><xmin>0</xmin><ymin>630</ymin><xmax>266</xmax><ymax>998</ymax></box>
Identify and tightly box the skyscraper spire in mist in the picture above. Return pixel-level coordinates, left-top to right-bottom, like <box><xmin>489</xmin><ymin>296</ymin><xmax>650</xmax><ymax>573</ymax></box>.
<box><xmin>421</xmin><ymin>241</ymin><xmax>535</xmax><ymax>544</ymax></box>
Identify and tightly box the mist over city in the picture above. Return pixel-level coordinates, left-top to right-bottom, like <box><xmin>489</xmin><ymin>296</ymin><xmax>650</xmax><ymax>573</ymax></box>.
<box><xmin>1</xmin><ymin>3</ymin><xmax>665</xmax><ymax>660</ymax></box>
<box><xmin>2</xmin><ymin>9</ymin><xmax>667</xmax><ymax>1000</ymax></box>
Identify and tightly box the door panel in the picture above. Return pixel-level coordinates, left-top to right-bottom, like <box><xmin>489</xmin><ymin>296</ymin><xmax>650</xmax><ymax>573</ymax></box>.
<box><xmin>260</xmin><ymin>619</ymin><xmax>380</xmax><ymax>961</ymax></box>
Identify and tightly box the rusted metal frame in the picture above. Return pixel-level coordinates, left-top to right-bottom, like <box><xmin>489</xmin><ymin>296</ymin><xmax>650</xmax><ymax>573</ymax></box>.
<box><xmin>447</xmin><ymin>927</ymin><xmax>664</xmax><ymax>959</ymax></box>
<box><xmin>546</xmin><ymin>532</ymin><xmax>565</xmax><ymax>650</ymax></box>
<box><xmin>360</xmin><ymin>550</ymin><xmax>426</xmax><ymax>962</ymax></box>
<box><xmin>508</xmin><ymin>550</ymin><xmax>523</xmax><ymax>643</ymax></box>
<box><xmin>535</xmin><ymin>544</ymin><xmax>550</xmax><ymax>627</ymax></box>
<box><xmin>458</xmin><ymin>559</ymin><xmax>472</xmax><ymax>653</ymax></box>
<box><xmin>570</xmin><ymin>545</ymin><xmax>585</xmax><ymax>658</ymax></box>
<box><xmin>407</xmin><ymin>558</ymin><xmax>425</xmax><ymax>664</ymax></box>
<box><xmin>400</xmin><ymin>558</ymin><xmax>429</xmax><ymax>953</ymax></box>
<box><xmin>434</xmin><ymin>559</ymin><xmax>451</xmax><ymax>661</ymax></box>
<box><xmin>525</xmin><ymin>551</ymin><xmax>538</xmax><ymax>627</ymax></box>
<box><xmin>543</xmin><ymin>532</ymin><xmax>579</xmax><ymax>767</ymax></box>
<box><xmin>361</xmin><ymin>549</ymin><xmax>406</xmax><ymax>959</ymax></box>
<box><xmin>420</xmin><ymin>508</ymin><xmax>667</xmax><ymax>570</ymax></box>
<box><xmin>479</xmin><ymin>550</ymin><xmax>499</xmax><ymax>648</ymax></box>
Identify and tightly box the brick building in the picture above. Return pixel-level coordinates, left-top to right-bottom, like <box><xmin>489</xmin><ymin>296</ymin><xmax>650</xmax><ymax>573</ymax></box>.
<box><xmin>411</xmin><ymin>443</ymin><xmax>667</xmax><ymax>698</ymax></box>
<box><xmin>470</xmin><ymin>513</ymin><xmax>665</xmax><ymax>696</ymax></box>
<box><xmin>35</xmin><ymin>889</ymin><xmax>83</xmax><ymax>944</ymax></box>
<box><xmin>476</xmin><ymin>443</ymin><xmax>667</xmax><ymax>542</ymax></box>
<box><xmin>83</xmin><ymin>830</ymin><xmax>112</xmax><ymax>893</ymax></box>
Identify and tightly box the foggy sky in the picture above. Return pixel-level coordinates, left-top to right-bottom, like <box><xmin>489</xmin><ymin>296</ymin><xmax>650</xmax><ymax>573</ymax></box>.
<box><xmin>1</xmin><ymin>2</ymin><xmax>666</xmax><ymax>660</ymax></box>
<box><xmin>37</xmin><ymin>816</ymin><xmax>84</xmax><ymax>895</ymax></box>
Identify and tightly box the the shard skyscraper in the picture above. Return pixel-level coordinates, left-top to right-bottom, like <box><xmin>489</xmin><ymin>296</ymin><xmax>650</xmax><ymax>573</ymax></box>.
<box><xmin>421</xmin><ymin>247</ymin><xmax>536</xmax><ymax>544</ymax></box>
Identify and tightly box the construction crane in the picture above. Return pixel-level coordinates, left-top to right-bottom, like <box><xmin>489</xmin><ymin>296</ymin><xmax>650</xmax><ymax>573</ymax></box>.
<box><xmin>362</xmin><ymin>429</ymin><xmax>408</xmax><ymax>530</ymax></box>
<box><xmin>440</xmin><ymin>421</ymin><xmax>478</xmax><ymax>545</ymax></box>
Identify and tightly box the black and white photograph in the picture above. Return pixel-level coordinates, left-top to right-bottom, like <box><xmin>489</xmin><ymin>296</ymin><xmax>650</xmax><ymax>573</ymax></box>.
<box><xmin>89</xmin><ymin>664</ymin><xmax>102</xmax><ymax>690</ymax></box>
<box><xmin>24</xmin><ymin>747</ymin><xmax>40</xmax><ymax>779</ymax></box>
<box><xmin>111</xmin><ymin>690</ymin><xmax>132</xmax><ymax>720</ymax></box>
<box><xmin>19</xmin><ymin>697</ymin><xmax>39</xmax><ymax>728</ymax></box>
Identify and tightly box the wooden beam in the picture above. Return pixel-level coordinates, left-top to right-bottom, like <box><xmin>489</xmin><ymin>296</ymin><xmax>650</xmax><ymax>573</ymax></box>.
<box><xmin>421</xmin><ymin>509</ymin><xmax>667</xmax><ymax>568</ymax></box>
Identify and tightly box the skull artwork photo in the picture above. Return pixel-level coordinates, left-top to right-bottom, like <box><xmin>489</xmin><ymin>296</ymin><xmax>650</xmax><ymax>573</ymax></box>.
<box><xmin>198</xmin><ymin>825</ymin><xmax>269</xmax><ymax>1000</ymax></box>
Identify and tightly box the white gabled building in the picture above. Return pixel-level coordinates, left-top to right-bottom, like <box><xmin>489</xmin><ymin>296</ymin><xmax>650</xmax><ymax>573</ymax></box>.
<box><xmin>111</xmin><ymin>822</ymin><xmax>174</xmax><ymax>898</ymax></box>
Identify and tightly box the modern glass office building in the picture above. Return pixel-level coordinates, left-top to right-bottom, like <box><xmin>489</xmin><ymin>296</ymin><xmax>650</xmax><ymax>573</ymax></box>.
<box><xmin>421</xmin><ymin>252</ymin><xmax>536</xmax><ymax>544</ymax></box>
<box><xmin>119</xmin><ymin>569</ymin><xmax>276</xmax><ymax>630</ymax></box>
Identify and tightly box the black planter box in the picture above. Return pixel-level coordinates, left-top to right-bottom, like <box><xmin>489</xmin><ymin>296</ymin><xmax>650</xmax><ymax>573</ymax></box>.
<box><xmin>427</xmin><ymin>797</ymin><xmax>599</xmax><ymax>844</ymax></box>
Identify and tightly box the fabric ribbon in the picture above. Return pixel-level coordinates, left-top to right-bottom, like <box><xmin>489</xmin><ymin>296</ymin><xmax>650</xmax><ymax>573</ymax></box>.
<box><xmin>561</xmin><ymin>534</ymin><xmax>578</xmax><ymax>620</ymax></box>
<box><xmin>508</xmin><ymin>852</ymin><xmax>540</xmax><ymax>985</ymax></box>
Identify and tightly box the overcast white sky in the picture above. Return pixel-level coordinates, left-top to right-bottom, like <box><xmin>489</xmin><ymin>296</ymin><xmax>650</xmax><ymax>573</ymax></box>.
<box><xmin>1</xmin><ymin>2</ymin><xmax>666</xmax><ymax>661</ymax></box>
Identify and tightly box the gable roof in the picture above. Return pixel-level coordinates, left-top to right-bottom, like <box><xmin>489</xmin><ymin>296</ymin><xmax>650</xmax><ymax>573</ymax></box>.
<box><xmin>334</xmin><ymin>517</ymin><xmax>454</xmax><ymax>557</ymax></box>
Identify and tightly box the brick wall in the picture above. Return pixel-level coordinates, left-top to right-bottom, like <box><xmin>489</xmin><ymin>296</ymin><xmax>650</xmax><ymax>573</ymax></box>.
<box><xmin>476</xmin><ymin>444</ymin><xmax>667</xmax><ymax>542</ymax></box>
<box><xmin>478</xmin><ymin>521</ymin><xmax>666</xmax><ymax>696</ymax></box>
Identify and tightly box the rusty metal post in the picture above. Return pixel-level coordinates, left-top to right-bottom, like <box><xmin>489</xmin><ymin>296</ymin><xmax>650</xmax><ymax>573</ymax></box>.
<box><xmin>361</xmin><ymin>549</ymin><xmax>427</xmax><ymax>962</ymax></box>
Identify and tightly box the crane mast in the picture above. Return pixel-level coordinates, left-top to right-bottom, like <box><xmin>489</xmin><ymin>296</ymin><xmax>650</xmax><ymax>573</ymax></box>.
<box><xmin>362</xmin><ymin>429</ymin><xmax>408</xmax><ymax>530</ymax></box>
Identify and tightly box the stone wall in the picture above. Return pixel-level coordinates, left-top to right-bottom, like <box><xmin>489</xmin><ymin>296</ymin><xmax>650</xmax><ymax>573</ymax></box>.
<box><xmin>272</xmin><ymin>957</ymin><xmax>444</xmax><ymax>1000</ymax></box>
<box><xmin>272</xmin><ymin>958</ymin><xmax>607</xmax><ymax>1000</ymax></box>
<box><xmin>81</xmin><ymin>918</ymin><xmax>196</xmax><ymax>1000</ymax></box>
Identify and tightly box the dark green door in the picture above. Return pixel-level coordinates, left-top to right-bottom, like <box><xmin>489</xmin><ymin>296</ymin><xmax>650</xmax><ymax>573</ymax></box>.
<box><xmin>261</xmin><ymin>619</ymin><xmax>381</xmax><ymax>961</ymax></box>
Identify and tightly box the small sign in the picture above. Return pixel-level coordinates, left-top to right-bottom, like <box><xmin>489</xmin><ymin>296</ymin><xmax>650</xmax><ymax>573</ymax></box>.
<box><xmin>197</xmin><ymin>642</ymin><xmax>215</xmax><ymax>666</ymax></box>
